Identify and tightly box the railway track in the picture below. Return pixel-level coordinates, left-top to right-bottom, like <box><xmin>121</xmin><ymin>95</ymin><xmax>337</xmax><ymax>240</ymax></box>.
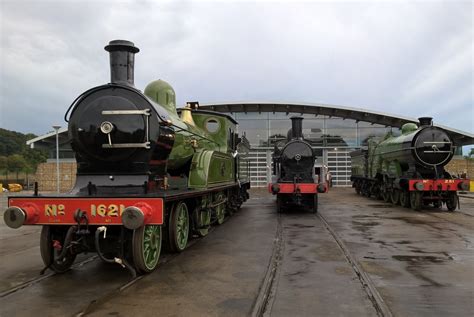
<box><xmin>317</xmin><ymin>212</ymin><xmax>392</xmax><ymax>317</ymax></box>
<box><xmin>252</xmin><ymin>208</ymin><xmax>393</xmax><ymax>317</ymax></box>
<box><xmin>0</xmin><ymin>227</ymin><xmax>214</xmax><ymax>317</ymax></box>
<box><xmin>0</xmin><ymin>255</ymin><xmax>98</xmax><ymax>298</ymax></box>
<box><xmin>250</xmin><ymin>214</ymin><xmax>284</xmax><ymax>317</ymax></box>
<box><xmin>73</xmin><ymin>229</ymin><xmax>212</xmax><ymax>316</ymax></box>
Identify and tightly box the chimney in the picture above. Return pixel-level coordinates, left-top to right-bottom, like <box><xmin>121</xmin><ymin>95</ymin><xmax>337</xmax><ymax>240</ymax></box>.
<box><xmin>291</xmin><ymin>117</ymin><xmax>303</xmax><ymax>139</ymax></box>
<box><xmin>418</xmin><ymin>117</ymin><xmax>433</xmax><ymax>127</ymax></box>
<box><xmin>104</xmin><ymin>40</ymin><xmax>139</xmax><ymax>86</ymax></box>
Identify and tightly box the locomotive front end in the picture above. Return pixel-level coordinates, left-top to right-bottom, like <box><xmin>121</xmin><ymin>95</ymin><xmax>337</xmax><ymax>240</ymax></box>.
<box><xmin>270</xmin><ymin>117</ymin><xmax>326</xmax><ymax>213</ymax></box>
<box><xmin>412</xmin><ymin>117</ymin><xmax>454</xmax><ymax>167</ymax></box>
<box><xmin>67</xmin><ymin>40</ymin><xmax>174</xmax><ymax>176</ymax></box>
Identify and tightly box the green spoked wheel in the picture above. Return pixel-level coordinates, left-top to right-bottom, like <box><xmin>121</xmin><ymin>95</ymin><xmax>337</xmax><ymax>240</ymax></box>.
<box><xmin>400</xmin><ymin>190</ymin><xmax>410</xmax><ymax>208</ymax></box>
<box><xmin>410</xmin><ymin>192</ymin><xmax>422</xmax><ymax>211</ymax></box>
<box><xmin>169</xmin><ymin>202</ymin><xmax>190</xmax><ymax>252</ymax></box>
<box><xmin>133</xmin><ymin>225</ymin><xmax>162</xmax><ymax>273</ymax></box>
<box><xmin>40</xmin><ymin>226</ymin><xmax>77</xmax><ymax>273</ymax></box>
<box><xmin>215</xmin><ymin>194</ymin><xmax>226</xmax><ymax>225</ymax></box>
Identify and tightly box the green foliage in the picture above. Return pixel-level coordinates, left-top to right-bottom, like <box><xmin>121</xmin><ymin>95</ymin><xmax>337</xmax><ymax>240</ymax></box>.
<box><xmin>0</xmin><ymin>128</ymin><xmax>47</xmax><ymax>174</ymax></box>
<box><xmin>8</xmin><ymin>154</ymin><xmax>27</xmax><ymax>172</ymax></box>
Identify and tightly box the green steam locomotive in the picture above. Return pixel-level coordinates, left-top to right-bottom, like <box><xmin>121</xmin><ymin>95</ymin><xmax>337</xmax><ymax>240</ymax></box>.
<box><xmin>4</xmin><ymin>40</ymin><xmax>250</xmax><ymax>275</ymax></box>
<box><xmin>350</xmin><ymin>117</ymin><xmax>469</xmax><ymax>211</ymax></box>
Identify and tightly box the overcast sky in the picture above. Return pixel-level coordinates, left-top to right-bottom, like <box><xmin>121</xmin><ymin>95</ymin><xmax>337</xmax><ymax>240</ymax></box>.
<box><xmin>0</xmin><ymin>0</ymin><xmax>472</xmax><ymax>140</ymax></box>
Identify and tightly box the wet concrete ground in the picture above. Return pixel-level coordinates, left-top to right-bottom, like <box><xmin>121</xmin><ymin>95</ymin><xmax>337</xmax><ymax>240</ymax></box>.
<box><xmin>0</xmin><ymin>189</ymin><xmax>472</xmax><ymax>316</ymax></box>
<box><xmin>321</xmin><ymin>189</ymin><xmax>474</xmax><ymax>317</ymax></box>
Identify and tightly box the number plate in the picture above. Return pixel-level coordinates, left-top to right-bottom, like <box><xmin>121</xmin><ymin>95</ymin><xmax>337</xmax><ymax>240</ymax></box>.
<box><xmin>8</xmin><ymin>197</ymin><xmax>164</xmax><ymax>225</ymax></box>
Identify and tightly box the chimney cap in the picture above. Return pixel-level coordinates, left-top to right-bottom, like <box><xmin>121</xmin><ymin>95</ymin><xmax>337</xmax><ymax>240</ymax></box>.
<box><xmin>105</xmin><ymin>40</ymin><xmax>139</xmax><ymax>53</ymax></box>
<box><xmin>418</xmin><ymin>117</ymin><xmax>433</xmax><ymax>126</ymax></box>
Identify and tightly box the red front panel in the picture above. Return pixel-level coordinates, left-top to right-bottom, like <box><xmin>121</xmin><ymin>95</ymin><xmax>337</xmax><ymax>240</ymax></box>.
<box><xmin>269</xmin><ymin>183</ymin><xmax>317</xmax><ymax>194</ymax></box>
<box><xmin>408</xmin><ymin>179</ymin><xmax>468</xmax><ymax>191</ymax></box>
<box><xmin>8</xmin><ymin>197</ymin><xmax>164</xmax><ymax>225</ymax></box>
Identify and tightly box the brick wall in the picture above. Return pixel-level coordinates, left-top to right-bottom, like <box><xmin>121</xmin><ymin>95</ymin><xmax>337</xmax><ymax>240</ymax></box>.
<box><xmin>445</xmin><ymin>157</ymin><xmax>473</xmax><ymax>178</ymax></box>
<box><xmin>35</xmin><ymin>162</ymin><xmax>77</xmax><ymax>192</ymax></box>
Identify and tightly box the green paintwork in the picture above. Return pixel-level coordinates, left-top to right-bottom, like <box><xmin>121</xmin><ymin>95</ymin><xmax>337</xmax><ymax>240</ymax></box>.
<box><xmin>401</xmin><ymin>122</ymin><xmax>418</xmax><ymax>134</ymax></box>
<box><xmin>196</xmin><ymin>195</ymin><xmax>211</xmax><ymax>236</ymax></box>
<box><xmin>369</xmin><ymin>127</ymin><xmax>420</xmax><ymax>178</ymax></box>
<box><xmin>350</xmin><ymin>149</ymin><xmax>367</xmax><ymax>177</ymax></box>
<box><xmin>144</xmin><ymin>81</ymin><xmax>217</xmax><ymax>171</ymax></box>
<box><xmin>175</xmin><ymin>202</ymin><xmax>189</xmax><ymax>250</ymax></box>
<box><xmin>144</xmin><ymin>80</ymin><xmax>244</xmax><ymax>191</ymax></box>
<box><xmin>144</xmin><ymin>79</ymin><xmax>178</xmax><ymax>117</ymax></box>
<box><xmin>188</xmin><ymin>150</ymin><xmax>234</xmax><ymax>188</ymax></box>
<box><xmin>214</xmin><ymin>192</ymin><xmax>225</xmax><ymax>224</ymax></box>
<box><xmin>142</xmin><ymin>225</ymin><xmax>161</xmax><ymax>270</ymax></box>
<box><xmin>191</xmin><ymin>112</ymin><xmax>236</xmax><ymax>153</ymax></box>
<box><xmin>144</xmin><ymin>80</ymin><xmax>238</xmax><ymax>177</ymax></box>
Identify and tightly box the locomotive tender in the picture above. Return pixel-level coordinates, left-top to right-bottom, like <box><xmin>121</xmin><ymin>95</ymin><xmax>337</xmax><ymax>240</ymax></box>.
<box><xmin>269</xmin><ymin>117</ymin><xmax>326</xmax><ymax>213</ymax></box>
<box><xmin>3</xmin><ymin>40</ymin><xmax>250</xmax><ymax>275</ymax></box>
<box><xmin>350</xmin><ymin>117</ymin><xmax>470</xmax><ymax>211</ymax></box>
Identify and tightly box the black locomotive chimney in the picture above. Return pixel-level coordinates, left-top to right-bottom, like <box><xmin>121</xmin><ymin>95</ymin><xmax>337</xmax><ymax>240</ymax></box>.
<box><xmin>418</xmin><ymin>117</ymin><xmax>433</xmax><ymax>127</ymax></box>
<box><xmin>291</xmin><ymin>117</ymin><xmax>304</xmax><ymax>139</ymax></box>
<box><xmin>104</xmin><ymin>40</ymin><xmax>140</xmax><ymax>86</ymax></box>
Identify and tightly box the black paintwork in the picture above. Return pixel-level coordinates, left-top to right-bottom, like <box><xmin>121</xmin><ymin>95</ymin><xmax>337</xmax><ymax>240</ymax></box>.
<box><xmin>273</xmin><ymin>117</ymin><xmax>316</xmax><ymax>184</ymax></box>
<box><xmin>68</xmin><ymin>85</ymin><xmax>174</xmax><ymax>175</ymax></box>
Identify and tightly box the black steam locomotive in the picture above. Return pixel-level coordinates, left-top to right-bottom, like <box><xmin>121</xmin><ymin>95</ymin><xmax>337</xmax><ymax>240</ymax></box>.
<box><xmin>269</xmin><ymin>117</ymin><xmax>326</xmax><ymax>213</ymax></box>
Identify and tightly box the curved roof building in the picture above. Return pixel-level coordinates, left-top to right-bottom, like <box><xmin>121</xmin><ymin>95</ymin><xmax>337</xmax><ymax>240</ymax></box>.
<box><xmin>27</xmin><ymin>101</ymin><xmax>473</xmax><ymax>189</ymax></box>
<box><xmin>198</xmin><ymin>102</ymin><xmax>473</xmax><ymax>187</ymax></box>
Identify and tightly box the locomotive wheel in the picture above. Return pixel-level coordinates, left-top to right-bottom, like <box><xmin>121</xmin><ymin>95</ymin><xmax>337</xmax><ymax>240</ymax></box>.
<box><xmin>355</xmin><ymin>183</ymin><xmax>361</xmax><ymax>195</ymax></box>
<box><xmin>133</xmin><ymin>225</ymin><xmax>162</xmax><ymax>273</ymax></box>
<box><xmin>195</xmin><ymin>208</ymin><xmax>210</xmax><ymax>237</ymax></box>
<box><xmin>446</xmin><ymin>193</ymin><xmax>457</xmax><ymax>211</ymax></box>
<box><xmin>215</xmin><ymin>194</ymin><xmax>226</xmax><ymax>225</ymax></box>
<box><xmin>390</xmin><ymin>189</ymin><xmax>400</xmax><ymax>205</ymax></box>
<box><xmin>399</xmin><ymin>190</ymin><xmax>410</xmax><ymax>208</ymax></box>
<box><xmin>168</xmin><ymin>202</ymin><xmax>189</xmax><ymax>253</ymax></box>
<box><xmin>312</xmin><ymin>195</ymin><xmax>318</xmax><ymax>213</ymax></box>
<box><xmin>40</xmin><ymin>226</ymin><xmax>77</xmax><ymax>273</ymax></box>
<box><xmin>382</xmin><ymin>190</ymin><xmax>390</xmax><ymax>203</ymax></box>
<box><xmin>410</xmin><ymin>192</ymin><xmax>422</xmax><ymax>211</ymax></box>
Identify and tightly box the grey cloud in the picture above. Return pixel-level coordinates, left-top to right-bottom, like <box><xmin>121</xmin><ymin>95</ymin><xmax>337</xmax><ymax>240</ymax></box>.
<box><xmin>0</xmin><ymin>0</ymin><xmax>472</xmax><ymax>137</ymax></box>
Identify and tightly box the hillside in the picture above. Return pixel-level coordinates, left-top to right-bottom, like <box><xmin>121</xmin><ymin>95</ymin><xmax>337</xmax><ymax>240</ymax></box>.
<box><xmin>0</xmin><ymin>128</ymin><xmax>47</xmax><ymax>175</ymax></box>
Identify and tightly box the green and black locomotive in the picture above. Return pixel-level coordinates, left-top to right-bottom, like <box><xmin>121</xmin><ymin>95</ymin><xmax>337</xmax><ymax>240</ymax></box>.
<box><xmin>350</xmin><ymin>117</ymin><xmax>469</xmax><ymax>211</ymax></box>
<box><xmin>3</xmin><ymin>40</ymin><xmax>250</xmax><ymax>275</ymax></box>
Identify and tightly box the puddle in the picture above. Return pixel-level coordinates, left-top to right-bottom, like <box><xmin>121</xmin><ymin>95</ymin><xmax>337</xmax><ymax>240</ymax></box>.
<box><xmin>392</xmin><ymin>255</ymin><xmax>448</xmax><ymax>263</ymax></box>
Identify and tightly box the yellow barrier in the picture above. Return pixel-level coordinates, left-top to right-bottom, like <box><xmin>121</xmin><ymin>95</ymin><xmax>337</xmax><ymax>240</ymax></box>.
<box><xmin>8</xmin><ymin>183</ymin><xmax>23</xmax><ymax>192</ymax></box>
<box><xmin>471</xmin><ymin>180</ymin><xmax>474</xmax><ymax>192</ymax></box>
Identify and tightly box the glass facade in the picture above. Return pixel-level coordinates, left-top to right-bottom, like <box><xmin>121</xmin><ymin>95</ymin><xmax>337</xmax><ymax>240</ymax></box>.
<box><xmin>227</xmin><ymin>112</ymin><xmax>400</xmax><ymax>187</ymax></box>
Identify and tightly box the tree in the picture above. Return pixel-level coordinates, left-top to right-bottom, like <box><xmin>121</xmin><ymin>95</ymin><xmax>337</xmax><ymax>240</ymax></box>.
<box><xmin>8</xmin><ymin>154</ymin><xmax>28</xmax><ymax>182</ymax></box>
<box><xmin>22</xmin><ymin>148</ymin><xmax>48</xmax><ymax>171</ymax></box>
<box><xmin>470</xmin><ymin>148</ymin><xmax>474</xmax><ymax>157</ymax></box>
<box><xmin>0</xmin><ymin>156</ymin><xmax>7</xmax><ymax>180</ymax></box>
